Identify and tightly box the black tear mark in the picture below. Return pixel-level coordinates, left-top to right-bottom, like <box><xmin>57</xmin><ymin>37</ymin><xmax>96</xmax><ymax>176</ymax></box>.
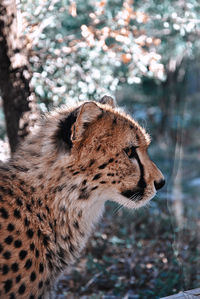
<box><xmin>134</xmin><ymin>150</ymin><xmax>146</xmax><ymax>191</ymax></box>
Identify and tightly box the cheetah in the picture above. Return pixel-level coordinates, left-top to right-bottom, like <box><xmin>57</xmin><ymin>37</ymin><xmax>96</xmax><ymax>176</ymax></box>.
<box><xmin>0</xmin><ymin>96</ymin><xmax>165</xmax><ymax>298</ymax></box>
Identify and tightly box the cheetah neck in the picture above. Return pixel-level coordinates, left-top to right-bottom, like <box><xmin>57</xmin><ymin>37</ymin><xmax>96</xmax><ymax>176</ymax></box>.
<box><xmin>9</xmin><ymin>152</ymin><xmax>106</xmax><ymax>270</ymax></box>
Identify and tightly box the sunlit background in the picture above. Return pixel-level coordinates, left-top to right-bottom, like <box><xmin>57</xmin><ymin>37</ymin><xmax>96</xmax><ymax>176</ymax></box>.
<box><xmin>0</xmin><ymin>0</ymin><xmax>200</xmax><ymax>298</ymax></box>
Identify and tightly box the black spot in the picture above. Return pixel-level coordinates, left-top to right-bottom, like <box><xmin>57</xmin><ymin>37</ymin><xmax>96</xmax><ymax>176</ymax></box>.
<box><xmin>0</xmin><ymin>207</ymin><xmax>9</xmax><ymax>219</ymax></box>
<box><xmin>43</xmin><ymin>235</ymin><xmax>50</xmax><ymax>247</ymax></box>
<box><xmin>100</xmin><ymin>181</ymin><xmax>106</xmax><ymax>184</ymax></box>
<box><xmin>3</xmin><ymin>251</ymin><xmax>11</xmax><ymax>259</ymax></box>
<box><xmin>112</xmin><ymin>117</ymin><xmax>117</xmax><ymax>124</ymax></box>
<box><xmin>9</xmin><ymin>293</ymin><xmax>15</xmax><ymax>299</ymax></box>
<box><xmin>82</xmin><ymin>180</ymin><xmax>87</xmax><ymax>186</ymax></box>
<box><xmin>38</xmin><ymin>198</ymin><xmax>42</xmax><ymax>207</ymax></box>
<box><xmin>46</xmin><ymin>251</ymin><xmax>53</xmax><ymax>261</ymax></box>
<box><xmin>78</xmin><ymin>210</ymin><xmax>82</xmax><ymax>218</ymax></box>
<box><xmin>7</xmin><ymin>223</ymin><xmax>15</xmax><ymax>232</ymax></box>
<box><xmin>35</xmin><ymin>249</ymin><xmax>39</xmax><ymax>258</ymax></box>
<box><xmin>136</xmin><ymin>134</ymin><xmax>140</xmax><ymax>141</ymax></box>
<box><xmin>2</xmin><ymin>264</ymin><xmax>9</xmax><ymax>275</ymax></box>
<box><xmin>16</xmin><ymin>198</ymin><xmax>23</xmax><ymax>206</ymax></box>
<box><xmin>56</xmin><ymin>184</ymin><xmax>66</xmax><ymax>192</ymax></box>
<box><xmin>0</xmin><ymin>243</ymin><xmax>3</xmax><ymax>253</ymax></box>
<box><xmin>19</xmin><ymin>250</ymin><xmax>27</xmax><ymax>260</ymax></box>
<box><xmin>73</xmin><ymin>221</ymin><xmax>79</xmax><ymax>230</ymax></box>
<box><xmin>25</xmin><ymin>259</ymin><xmax>32</xmax><ymax>270</ymax></box>
<box><xmin>92</xmin><ymin>173</ymin><xmax>102</xmax><ymax>180</ymax></box>
<box><xmin>11</xmin><ymin>263</ymin><xmax>19</xmax><ymax>273</ymax></box>
<box><xmin>89</xmin><ymin>159</ymin><xmax>95</xmax><ymax>167</ymax></box>
<box><xmin>14</xmin><ymin>240</ymin><xmax>22</xmax><ymax>248</ymax></box>
<box><xmin>72</xmin><ymin>171</ymin><xmax>79</xmax><ymax>176</ymax></box>
<box><xmin>60</xmin><ymin>206</ymin><xmax>66</xmax><ymax>213</ymax></box>
<box><xmin>37</xmin><ymin>213</ymin><xmax>43</xmax><ymax>222</ymax></box>
<box><xmin>29</xmin><ymin>295</ymin><xmax>35</xmax><ymax>299</ymax></box>
<box><xmin>69</xmin><ymin>244</ymin><xmax>75</xmax><ymax>253</ymax></box>
<box><xmin>30</xmin><ymin>243</ymin><xmax>35</xmax><ymax>251</ymax></box>
<box><xmin>98</xmin><ymin>162</ymin><xmax>108</xmax><ymax>169</ymax></box>
<box><xmin>4</xmin><ymin>279</ymin><xmax>12</xmax><ymax>293</ymax></box>
<box><xmin>45</xmin><ymin>205</ymin><xmax>50</xmax><ymax>214</ymax></box>
<box><xmin>39</xmin><ymin>263</ymin><xmax>44</xmax><ymax>273</ymax></box>
<box><xmin>79</xmin><ymin>187</ymin><xmax>90</xmax><ymax>200</ymax></box>
<box><xmin>37</xmin><ymin>229</ymin><xmax>41</xmax><ymax>237</ymax></box>
<box><xmin>91</xmin><ymin>186</ymin><xmax>98</xmax><ymax>190</ymax></box>
<box><xmin>130</xmin><ymin>124</ymin><xmax>134</xmax><ymax>129</ymax></box>
<box><xmin>31</xmin><ymin>186</ymin><xmax>35</xmax><ymax>192</ymax></box>
<box><xmin>13</xmin><ymin>209</ymin><xmax>21</xmax><ymax>219</ymax></box>
<box><xmin>96</xmin><ymin>145</ymin><xmax>101</xmax><ymax>151</ymax></box>
<box><xmin>38</xmin><ymin>281</ymin><xmax>43</xmax><ymax>289</ymax></box>
<box><xmin>37</xmin><ymin>174</ymin><xmax>43</xmax><ymax>179</ymax></box>
<box><xmin>107</xmin><ymin>173</ymin><xmax>114</xmax><ymax>176</ymax></box>
<box><xmin>109</xmin><ymin>158</ymin><xmax>114</xmax><ymax>163</ymax></box>
<box><xmin>26</xmin><ymin>229</ymin><xmax>34</xmax><ymax>239</ymax></box>
<box><xmin>16</xmin><ymin>275</ymin><xmax>21</xmax><ymax>283</ymax></box>
<box><xmin>112</xmin><ymin>181</ymin><xmax>116</xmax><ymax>184</ymax></box>
<box><xmin>4</xmin><ymin>235</ymin><xmax>13</xmax><ymax>245</ymax></box>
<box><xmin>26</xmin><ymin>203</ymin><xmax>32</xmax><ymax>213</ymax></box>
<box><xmin>18</xmin><ymin>283</ymin><xmax>26</xmax><ymax>294</ymax></box>
<box><xmin>24</xmin><ymin>217</ymin><xmax>30</xmax><ymax>226</ymax></box>
<box><xmin>30</xmin><ymin>271</ymin><xmax>36</xmax><ymax>282</ymax></box>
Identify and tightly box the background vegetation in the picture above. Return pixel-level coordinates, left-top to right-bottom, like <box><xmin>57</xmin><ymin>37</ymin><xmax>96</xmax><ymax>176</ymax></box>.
<box><xmin>0</xmin><ymin>0</ymin><xmax>200</xmax><ymax>298</ymax></box>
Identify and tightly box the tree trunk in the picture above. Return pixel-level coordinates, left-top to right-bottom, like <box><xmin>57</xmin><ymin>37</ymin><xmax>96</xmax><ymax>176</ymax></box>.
<box><xmin>0</xmin><ymin>0</ymin><xmax>37</xmax><ymax>153</ymax></box>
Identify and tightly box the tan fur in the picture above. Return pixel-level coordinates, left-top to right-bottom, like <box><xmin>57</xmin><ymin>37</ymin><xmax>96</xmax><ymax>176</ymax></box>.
<box><xmin>0</xmin><ymin>99</ymin><xmax>164</xmax><ymax>298</ymax></box>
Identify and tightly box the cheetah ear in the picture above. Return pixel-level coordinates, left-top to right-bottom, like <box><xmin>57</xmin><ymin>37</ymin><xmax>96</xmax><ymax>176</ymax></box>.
<box><xmin>99</xmin><ymin>95</ymin><xmax>115</xmax><ymax>108</ymax></box>
<box><xmin>71</xmin><ymin>102</ymin><xmax>102</xmax><ymax>141</ymax></box>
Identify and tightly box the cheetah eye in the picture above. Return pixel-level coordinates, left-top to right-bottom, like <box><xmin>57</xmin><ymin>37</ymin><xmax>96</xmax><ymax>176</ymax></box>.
<box><xmin>124</xmin><ymin>146</ymin><xmax>138</xmax><ymax>159</ymax></box>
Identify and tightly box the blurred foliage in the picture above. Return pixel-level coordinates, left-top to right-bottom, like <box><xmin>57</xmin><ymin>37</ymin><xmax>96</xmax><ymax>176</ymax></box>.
<box><xmin>19</xmin><ymin>0</ymin><xmax>200</xmax><ymax>111</ymax></box>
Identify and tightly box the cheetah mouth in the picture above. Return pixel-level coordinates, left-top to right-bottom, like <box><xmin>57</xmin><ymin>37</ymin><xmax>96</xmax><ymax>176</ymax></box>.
<box><xmin>121</xmin><ymin>187</ymin><xmax>144</xmax><ymax>201</ymax></box>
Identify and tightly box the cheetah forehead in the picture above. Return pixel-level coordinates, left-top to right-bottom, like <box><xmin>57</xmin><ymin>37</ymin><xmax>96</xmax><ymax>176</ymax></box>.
<box><xmin>30</xmin><ymin>101</ymin><xmax>150</xmax><ymax>153</ymax></box>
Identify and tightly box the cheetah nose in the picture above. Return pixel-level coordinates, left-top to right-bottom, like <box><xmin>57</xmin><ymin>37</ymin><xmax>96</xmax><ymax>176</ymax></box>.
<box><xmin>154</xmin><ymin>178</ymin><xmax>165</xmax><ymax>191</ymax></box>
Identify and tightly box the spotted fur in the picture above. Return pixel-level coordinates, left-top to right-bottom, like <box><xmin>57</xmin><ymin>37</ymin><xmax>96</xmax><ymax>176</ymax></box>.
<box><xmin>0</xmin><ymin>97</ymin><xmax>165</xmax><ymax>298</ymax></box>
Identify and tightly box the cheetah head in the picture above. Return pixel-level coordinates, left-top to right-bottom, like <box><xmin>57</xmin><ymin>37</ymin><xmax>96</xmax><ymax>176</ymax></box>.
<box><xmin>52</xmin><ymin>96</ymin><xmax>165</xmax><ymax>209</ymax></box>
